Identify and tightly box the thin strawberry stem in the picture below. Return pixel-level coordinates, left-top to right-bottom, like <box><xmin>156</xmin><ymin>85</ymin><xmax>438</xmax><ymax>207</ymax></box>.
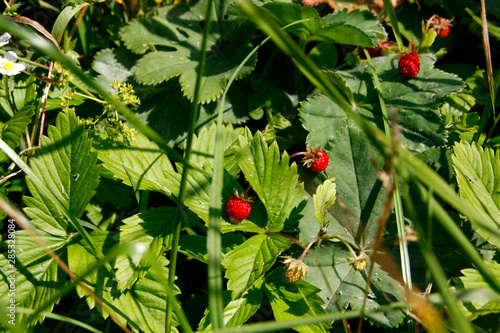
<box><xmin>298</xmin><ymin>235</ymin><xmax>321</xmax><ymax>261</ymax></box>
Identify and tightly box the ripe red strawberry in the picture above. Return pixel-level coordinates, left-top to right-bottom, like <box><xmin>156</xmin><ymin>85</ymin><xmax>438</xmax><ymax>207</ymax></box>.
<box><xmin>290</xmin><ymin>147</ymin><xmax>329</xmax><ymax>173</ymax></box>
<box><xmin>398</xmin><ymin>52</ymin><xmax>420</xmax><ymax>78</ymax></box>
<box><xmin>426</xmin><ymin>15</ymin><xmax>453</xmax><ymax>39</ymax></box>
<box><xmin>436</xmin><ymin>25</ymin><xmax>450</xmax><ymax>38</ymax></box>
<box><xmin>309</xmin><ymin>150</ymin><xmax>329</xmax><ymax>172</ymax></box>
<box><xmin>226</xmin><ymin>195</ymin><xmax>251</xmax><ymax>223</ymax></box>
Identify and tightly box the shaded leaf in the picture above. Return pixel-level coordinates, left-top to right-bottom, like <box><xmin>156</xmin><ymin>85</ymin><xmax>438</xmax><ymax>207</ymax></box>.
<box><xmin>122</xmin><ymin>4</ymin><xmax>256</xmax><ymax>103</ymax></box>
<box><xmin>303</xmin><ymin>244</ymin><xmax>405</xmax><ymax>327</ymax></box>
<box><xmin>263</xmin><ymin>267</ymin><xmax>331</xmax><ymax>333</ymax></box>
<box><xmin>68</xmin><ymin>233</ymin><xmax>180</xmax><ymax>333</ymax></box>
<box><xmin>0</xmin><ymin>231</ymin><xmax>70</xmax><ymax>326</ymax></box>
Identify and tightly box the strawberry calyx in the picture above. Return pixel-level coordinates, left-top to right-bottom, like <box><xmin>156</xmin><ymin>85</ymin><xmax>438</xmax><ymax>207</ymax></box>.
<box><xmin>290</xmin><ymin>146</ymin><xmax>329</xmax><ymax>173</ymax></box>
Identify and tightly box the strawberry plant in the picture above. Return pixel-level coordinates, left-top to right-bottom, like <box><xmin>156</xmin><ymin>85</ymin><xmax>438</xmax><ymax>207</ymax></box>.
<box><xmin>0</xmin><ymin>0</ymin><xmax>499</xmax><ymax>332</ymax></box>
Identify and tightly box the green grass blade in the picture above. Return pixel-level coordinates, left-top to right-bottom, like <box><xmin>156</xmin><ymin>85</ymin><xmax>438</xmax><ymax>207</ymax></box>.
<box><xmin>382</xmin><ymin>0</ymin><xmax>404</xmax><ymax>52</ymax></box>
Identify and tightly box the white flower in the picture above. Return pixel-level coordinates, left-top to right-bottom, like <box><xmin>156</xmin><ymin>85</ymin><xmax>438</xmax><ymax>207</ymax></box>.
<box><xmin>0</xmin><ymin>33</ymin><xmax>11</xmax><ymax>47</ymax></box>
<box><xmin>0</xmin><ymin>51</ymin><xmax>25</xmax><ymax>76</ymax></box>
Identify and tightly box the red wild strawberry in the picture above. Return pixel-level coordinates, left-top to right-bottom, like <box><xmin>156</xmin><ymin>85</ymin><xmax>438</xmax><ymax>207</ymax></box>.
<box><xmin>426</xmin><ymin>15</ymin><xmax>453</xmax><ymax>39</ymax></box>
<box><xmin>436</xmin><ymin>25</ymin><xmax>450</xmax><ymax>38</ymax></box>
<box><xmin>398</xmin><ymin>52</ymin><xmax>420</xmax><ymax>78</ymax></box>
<box><xmin>290</xmin><ymin>147</ymin><xmax>329</xmax><ymax>173</ymax></box>
<box><xmin>226</xmin><ymin>195</ymin><xmax>252</xmax><ymax>223</ymax></box>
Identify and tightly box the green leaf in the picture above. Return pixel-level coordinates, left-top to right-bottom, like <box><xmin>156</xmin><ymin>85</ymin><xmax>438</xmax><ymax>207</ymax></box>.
<box><xmin>313</xmin><ymin>178</ymin><xmax>336</xmax><ymax>227</ymax></box>
<box><xmin>453</xmin><ymin>261</ymin><xmax>500</xmax><ymax>320</ymax></box>
<box><xmin>222</xmin><ymin>234</ymin><xmax>292</xmax><ymax>298</ymax></box>
<box><xmin>23</xmin><ymin>109</ymin><xmax>100</xmax><ymax>237</ymax></box>
<box><xmin>92</xmin><ymin>48</ymin><xmax>141</xmax><ymax>86</ymax></box>
<box><xmin>313</xmin><ymin>9</ymin><xmax>387</xmax><ymax>47</ymax></box>
<box><xmin>0</xmin><ymin>76</ymin><xmax>38</xmax><ymax>117</ymax></box>
<box><xmin>324</xmin><ymin>121</ymin><xmax>387</xmax><ymax>245</ymax></box>
<box><xmin>263</xmin><ymin>267</ymin><xmax>331</xmax><ymax>333</ymax></box>
<box><xmin>0</xmin><ymin>231</ymin><xmax>70</xmax><ymax>326</ymax></box>
<box><xmin>301</xmin><ymin>54</ymin><xmax>464</xmax><ymax>152</ymax></box>
<box><xmin>68</xmin><ymin>235</ymin><xmax>180</xmax><ymax>333</ymax></box>
<box><xmin>188</xmin><ymin>123</ymin><xmax>245</xmax><ymax>178</ymax></box>
<box><xmin>121</xmin><ymin>4</ymin><xmax>257</xmax><ymax>103</ymax></box>
<box><xmin>198</xmin><ymin>282</ymin><xmax>264</xmax><ymax>331</ymax></box>
<box><xmin>452</xmin><ymin>141</ymin><xmax>500</xmax><ymax>248</ymax></box>
<box><xmin>97</xmin><ymin>132</ymin><xmax>175</xmax><ymax>196</ymax></box>
<box><xmin>0</xmin><ymin>105</ymin><xmax>35</xmax><ymax>162</ymax></box>
<box><xmin>261</xmin><ymin>4</ymin><xmax>386</xmax><ymax>47</ymax></box>
<box><xmin>114</xmin><ymin>207</ymin><xmax>177</xmax><ymax>291</ymax></box>
<box><xmin>303</xmin><ymin>244</ymin><xmax>405</xmax><ymax>327</ymax></box>
<box><xmin>51</xmin><ymin>3</ymin><xmax>88</xmax><ymax>42</ymax></box>
<box><xmin>236</xmin><ymin>131</ymin><xmax>305</xmax><ymax>231</ymax></box>
<box><xmin>466</xmin><ymin>8</ymin><xmax>500</xmax><ymax>41</ymax></box>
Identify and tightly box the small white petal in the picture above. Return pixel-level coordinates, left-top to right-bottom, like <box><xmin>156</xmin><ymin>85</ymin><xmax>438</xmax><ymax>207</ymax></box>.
<box><xmin>0</xmin><ymin>33</ymin><xmax>11</xmax><ymax>47</ymax></box>
<box><xmin>4</xmin><ymin>51</ymin><xmax>17</xmax><ymax>62</ymax></box>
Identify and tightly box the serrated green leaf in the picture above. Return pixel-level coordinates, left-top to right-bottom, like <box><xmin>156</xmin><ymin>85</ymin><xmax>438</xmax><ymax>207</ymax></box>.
<box><xmin>97</xmin><ymin>132</ymin><xmax>174</xmax><ymax>196</ymax></box>
<box><xmin>115</xmin><ymin>207</ymin><xmax>177</xmax><ymax>291</ymax></box>
<box><xmin>188</xmin><ymin>123</ymin><xmax>245</xmax><ymax>178</ymax></box>
<box><xmin>236</xmin><ymin>131</ymin><xmax>305</xmax><ymax>231</ymax></box>
<box><xmin>0</xmin><ymin>231</ymin><xmax>70</xmax><ymax>326</ymax></box>
<box><xmin>222</xmin><ymin>234</ymin><xmax>292</xmax><ymax>299</ymax></box>
<box><xmin>303</xmin><ymin>244</ymin><xmax>405</xmax><ymax>327</ymax></box>
<box><xmin>198</xmin><ymin>281</ymin><xmax>264</xmax><ymax>331</ymax></box>
<box><xmin>453</xmin><ymin>261</ymin><xmax>500</xmax><ymax>320</ymax></box>
<box><xmin>23</xmin><ymin>109</ymin><xmax>100</xmax><ymax>236</ymax></box>
<box><xmin>313</xmin><ymin>178</ymin><xmax>336</xmax><ymax>226</ymax></box>
<box><xmin>163</xmin><ymin>164</ymin><xmax>244</xmax><ymax>226</ymax></box>
<box><xmin>452</xmin><ymin>141</ymin><xmax>500</xmax><ymax>248</ymax></box>
<box><xmin>122</xmin><ymin>4</ymin><xmax>256</xmax><ymax>103</ymax></box>
<box><xmin>263</xmin><ymin>267</ymin><xmax>331</xmax><ymax>333</ymax></box>
<box><xmin>68</xmin><ymin>235</ymin><xmax>180</xmax><ymax>333</ymax></box>
<box><xmin>0</xmin><ymin>75</ymin><xmax>37</xmax><ymax>117</ymax></box>
<box><xmin>0</xmin><ymin>105</ymin><xmax>35</xmax><ymax>162</ymax></box>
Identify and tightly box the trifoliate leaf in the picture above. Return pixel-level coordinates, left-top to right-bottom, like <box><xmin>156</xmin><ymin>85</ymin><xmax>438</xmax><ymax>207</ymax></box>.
<box><xmin>121</xmin><ymin>4</ymin><xmax>256</xmax><ymax>103</ymax></box>
<box><xmin>222</xmin><ymin>234</ymin><xmax>292</xmax><ymax>299</ymax></box>
<box><xmin>263</xmin><ymin>267</ymin><xmax>332</xmax><ymax>333</ymax></box>
<box><xmin>236</xmin><ymin>130</ymin><xmax>305</xmax><ymax>232</ymax></box>
<box><xmin>452</xmin><ymin>141</ymin><xmax>500</xmax><ymax>248</ymax></box>
<box><xmin>313</xmin><ymin>178</ymin><xmax>336</xmax><ymax>227</ymax></box>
